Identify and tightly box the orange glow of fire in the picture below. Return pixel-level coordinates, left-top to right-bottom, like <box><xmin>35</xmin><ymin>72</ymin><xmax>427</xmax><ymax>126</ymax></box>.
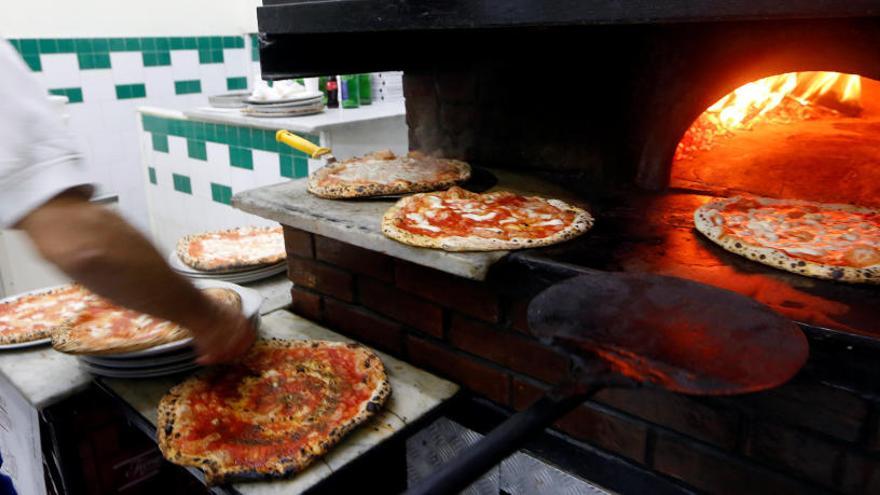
<box><xmin>705</xmin><ymin>71</ymin><xmax>862</xmax><ymax>131</ymax></box>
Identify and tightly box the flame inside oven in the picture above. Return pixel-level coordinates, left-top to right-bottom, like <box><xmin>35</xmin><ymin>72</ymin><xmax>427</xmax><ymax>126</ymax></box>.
<box><xmin>677</xmin><ymin>72</ymin><xmax>862</xmax><ymax>161</ymax></box>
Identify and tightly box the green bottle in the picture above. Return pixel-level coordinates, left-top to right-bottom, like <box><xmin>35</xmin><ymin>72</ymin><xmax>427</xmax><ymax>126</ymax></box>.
<box><xmin>319</xmin><ymin>76</ymin><xmax>328</xmax><ymax>104</ymax></box>
<box><xmin>358</xmin><ymin>74</ymin><xmax>372</xmax><ymax>105</ymax></box>
<box><xmin>341</xmin><ymin>74</ymin><xmax>360</xmax><ymax>109</ymax></box>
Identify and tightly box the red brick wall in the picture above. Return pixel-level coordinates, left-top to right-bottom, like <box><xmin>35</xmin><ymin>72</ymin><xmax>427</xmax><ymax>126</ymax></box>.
<box><xmin>283</xmin><ymin>226</ymin><xmax>880</xmax><ymax>495</ymax></box>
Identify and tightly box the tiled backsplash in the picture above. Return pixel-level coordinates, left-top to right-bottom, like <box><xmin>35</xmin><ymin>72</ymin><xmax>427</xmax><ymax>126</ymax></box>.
<box><xmin>8</xmin><ymin>35</ymin><xmax>262</xmax><ymax>231</ymax></box>
<box><xmin>140</xmin><ymin>111</ymin><xmax>320</xmax><ymax>252</ymax></box>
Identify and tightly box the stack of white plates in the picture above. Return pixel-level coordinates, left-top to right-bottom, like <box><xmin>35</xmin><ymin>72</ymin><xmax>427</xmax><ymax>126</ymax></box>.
<box><xmin>168</xmin><ymin>251</ymin><xmax>287</xmax><ymax>284</ymax></box>
<box><xmin>77</xmin><ymin>280</ymin><xmax>263</xmax><ymax>378</ymax></box>
<box><xmin>241</xmin><ymin>91</ymin><xmax>324</xmax><ymax>118</ymax></box>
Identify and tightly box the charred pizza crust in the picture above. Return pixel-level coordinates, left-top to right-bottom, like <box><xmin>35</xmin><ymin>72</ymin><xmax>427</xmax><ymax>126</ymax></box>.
<box><xmin>51</xmin><ymin>288</ymin><xmax>239</xmax><ymax>355</ymax></box>
<box><xmin>157</xmin><ymin>339</ymin><xmax>391</xmax><ymax>485</ymax></box>
<box><xmin>381</xmin><ymin>188</ymin><xmax>593</xmax><ymax>251</ymax></box>
<box><xmin>176</xmin><ymin>226</ymin><xmax>285</xmax><ymax>272</ymax></box>
<box><xmin>694</xmin><ymin>195</ymin><xmax>880</xmax><ymax>284</ymax></box>
<box><xmin>307</xmin><ymin>150</ymin><xmax>471</xmax><ymax>199</ymax></box>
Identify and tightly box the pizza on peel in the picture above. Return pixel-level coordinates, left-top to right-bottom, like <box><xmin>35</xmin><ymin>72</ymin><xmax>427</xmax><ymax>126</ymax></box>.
<box><xmin>0</xmin><ymin>284</ymin><xmax>102</xmax><ymax>345</ymax></box>
<box><xmin>51</xmin><ymin>288</ymin><xmax>242</xmax><ymax>355</ymax></box>
<box><xmin>157</xmin><ymin>339</ymin><xmax>391</xmax><ymax>484</ymax></box>
<box><xmin>308</xmin><ymin>149</ymin><xmax>471</xmax><ymax>199</ymax></box>
<box><xmin>382</xmin><ymin>186</ymin><xmax>594</xmax><ymax>251</ymax></box>
<box><xmin>176</xmin><ymin>226</ymin><xmax>285</xmax><ymax>272</ymax></box>
<box><xmin>694</xmin><ymin>195</ymin><xmax>880</xmax><ymax>283</ymax></box>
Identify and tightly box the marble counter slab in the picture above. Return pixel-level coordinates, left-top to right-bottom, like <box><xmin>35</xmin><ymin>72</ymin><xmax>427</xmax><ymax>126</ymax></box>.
<box><xmin>175</xmin><ymin>101</ymin><xmax>406</xmax><ymax>134</ymax></box>
<box><xmin>100</xmin><ymin>310</ymin><xmax>459</xmax><ymax>495</ymax></box>
<box><xmin>244</xmin><ymin>274</ymin><xmax>292</xmax><ymax>314</ymax></box>
<box><xmin>233</xmin><ymin>168</ymin><xmax>585</xmax><ymax>280</ymax></box>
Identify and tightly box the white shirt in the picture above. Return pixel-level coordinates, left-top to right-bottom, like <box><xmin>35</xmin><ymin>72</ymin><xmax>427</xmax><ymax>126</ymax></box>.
<box><xmin>0</xmin><ymin>38</ymin><xmax>92</xmax><ymax>227</ymax></box>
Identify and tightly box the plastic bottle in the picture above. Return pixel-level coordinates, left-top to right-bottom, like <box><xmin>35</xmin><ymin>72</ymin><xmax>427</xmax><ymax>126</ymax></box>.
<box><xmin>326</xmin><ymin>75</ymin><xmax>339</xmax><ymax>108</ymax></box>
<box><xmin>358</xmin><ymin>74</ymin><xmax>372</xmax><ymax>105</ymax></box>
<box><xmin>341</xmin><ymin>74</ymin><xmax>360</xmax><ymax>109</ymax></box>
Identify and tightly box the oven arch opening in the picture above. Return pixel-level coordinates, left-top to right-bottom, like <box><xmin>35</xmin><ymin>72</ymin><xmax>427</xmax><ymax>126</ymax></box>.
<box><xmin>668</xmin><ymin>71</ymin><xmax>880</xmax><ymax>208</ymax></box>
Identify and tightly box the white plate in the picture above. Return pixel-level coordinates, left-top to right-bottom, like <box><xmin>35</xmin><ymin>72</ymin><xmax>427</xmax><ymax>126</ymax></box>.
<box><xmin>0</xmin><ymin>284</ymin><xmax>71</xmax><ymax>351</ymax></box>
<box><xmin>79</xmin><ymin>349</ymin><xmax>197</xmax><ymax>368</ymax></box>
<box><xmin>168</xmin><ymin>251</ymin><xmax>285</xmax><ymax>276</ymax></box>
<box><xmin>244</xmin><ymin>91</ymin><xmax>323</xmax><ymax>104</ymax></box>
<box><xmin>79</xmin><ymin>360</ymin><xmax>200</xmax><ymax>378</ymax></box>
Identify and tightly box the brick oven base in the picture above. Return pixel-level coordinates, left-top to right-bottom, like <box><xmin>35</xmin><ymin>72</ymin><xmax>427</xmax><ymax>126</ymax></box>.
<box><xmin>283</xmin><ymin>226</ymin><xmax>880</xmax><ymax>495</ymax></box>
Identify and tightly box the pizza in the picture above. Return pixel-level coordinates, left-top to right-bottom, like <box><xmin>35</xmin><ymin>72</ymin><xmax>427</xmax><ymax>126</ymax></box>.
<box><xmin>0</xmin><ymin>284</ymin><xmax>102</xmax><ymax>345</ymax></box>
<box><xmin>52</xmin><ymin>288</ymin><xmax>242</xmax><ymax>355</ymax></box>
<box><xmin>157</xmin><ymin>339</ymin><xmax>390</xmax><ymax>484</ymax></box>
<box><xmin>382</xmin><ymin>186</ymin><xmax>594</xmax><ymax>251</ymax></box>
<box><xmin>694</xmin><ymin>195</ymin><xmax>880</xmax><ymax>283</ymax></box>
<box><xmin>176</xmin><ymin>226</ymin><xmax>285</xmax><ymax>272</ymax></box>
<box><xmin>308</xmin><ymin>149</ymin><xmax>471</xmax><ymax>198</ymax></box>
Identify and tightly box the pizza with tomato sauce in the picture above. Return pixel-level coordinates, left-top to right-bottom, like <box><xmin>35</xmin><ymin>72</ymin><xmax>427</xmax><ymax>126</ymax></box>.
<box><xmin>52</xmin><ymin>288</ymin><xmax>241</xmax><ymax>355</ymax></box>
<box><xmin>308</xmin><ymin>149</ymin><xmax>471</xmax><ymax>198</ymax></box>
<box><xmin>694</xmin><ymin>195</ymin><xmax>880</xmax><ymax>283</ymax></box>
<box><xmin>176</xmin><ymin>226</ymin><xmax>285</xmax><ymax>272</ymax></box>
<box><xmin>0</xmin><ymin>284</ymin><xmax>102</xmax><ymax>345</ymax></box>
<box><xmin>382</xmin><ymin>186</ymin><xmax>593</xmax><ymax>251</ymax></box>
<box><xmin>157</xmin><ymin>339</ymin><xmax>390</xmax><ymax>485</ymax></box>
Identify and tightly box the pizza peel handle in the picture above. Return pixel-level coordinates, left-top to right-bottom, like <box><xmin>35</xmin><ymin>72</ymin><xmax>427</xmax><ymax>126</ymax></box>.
<box><xmin>275</xmin><ymin>130</ymin><xmax>335</xmax><ymax>163</ymax></box>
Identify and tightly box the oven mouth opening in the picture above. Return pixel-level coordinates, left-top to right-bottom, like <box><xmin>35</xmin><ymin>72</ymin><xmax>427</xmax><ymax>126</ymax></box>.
<box><xmin>670</xmin><ymin>71</ymin><xmax>880</xmax><ymax>208</ymax></box>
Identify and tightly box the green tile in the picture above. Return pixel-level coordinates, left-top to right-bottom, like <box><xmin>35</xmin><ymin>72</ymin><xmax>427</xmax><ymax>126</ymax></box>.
<box><xmin>142</xmin><ymin>37</ymin><xmax>156</xmax><ymax>50</ymax></box>
<box><xmin>226</xmin><ymin>76</ymin><xmax>248</xmax><ymax>91</ymax></box>
<box><xmin>93</xmin><ymin>38</ymin><xmax>109</xmax><ymax>52</ymax></box>
<box><xmin>74</xmin><ymin>38</ymin><xmax>93</xmax><ymax>53</ymax></box>
<box><xmin>237</xmin><ymin>127</ymin><xmax>252</xmax><ymax>147</ymax></box>
<box><xmin>187</xmin><ymin>139</ymin><xmax>207</xmax><ymax>160</ymax></box>
<box><xmin>8</xmin><ymin>39</ymin><xmax>21</xmax><ymax>52</ymax></box>
<box><xmin>38</xmin><ymin>39</ymin><xmax>58</xmax><ymax>54</ymax></box>
<box><xmin>279</xmin><ymin>155</ymin><xmax>294</xmax><ymax>178</ymax></box>
<box><xmin>229</xmin><ymin>147</ymin><xmax>253</xmax><ymax>169</ymax></box>
<box><xmin>198</xmin><ymin>49</ymin><xmax>211</xmax><ymax>64</ymax></box>
<box><xmin>193</xmin><ymin>122</ymin><xmax>206</xmax><ymax>140</ymax></box>
<box><xmin>148</xmin><ymin>167</ymin><xmax>157</xmax><ymax>185</ymax></box>
<box><xmin>20</xmin><ymin>39</ymin><xmax>38</xmax><ymax>55</ymax></box>
<box><xmin>142</xmin><ymin>52</ymin><xmax>157</xmax><ymax>66</ymax></box>
<box><xmin>213</xmin><ymin>49</ymin><xmax>224</xmax><ymax>63</ymax></box>
<box><xmin>197</xmin><ymin>37</ymin><xmax>210</xmax><ymax>49</ymax></box>
<box><xmin>158</xmin><ymin>52</ymin><xmax>171</xmax><ymax>66</ymax></box>
<box><xmin>156</xmin><ymin>38</ymin><xmax>170</xmax><ymax>50</ymax></box>
<box><xmin>183</xmin><ymin>37</ymin><xmax>197</xmax><ymax>49</ymax></box>
<box><xmin>23</xmin><ymin>55</ymin><xmax>41</xmax><ymax>72</ymax></box>
<box><xmin>172</xmin><ymin>173</ymin><xmax>192</xmax><ymax>194</ymax></box>
<box><xmin>115</xmin><ymin>83</ymin><xmax>146</xmax><ymax>99</ymax></box>
<box><xmin>152</xmin><ymin>133</ymin><xmax>169</xmax><ymax>153</ymax></box>
<box><xmin>294</xmin><ymin>157</ymin><xmax>309</xmax><ymax>178</ymax></box>
<box><xmin>174</xmin><ymin>80</ymin><xmax>201</xmax><ymax>95</ymax></box>
<box><xmin>211</xmin><ymin>183</ymin><xmax>233</xmax><ymax>205</ymax></box>
<box><xmin>222</xmin><ymin>36</ymin><xmax>237</xmax><ymax>49</ymax></box>
<box><xmin>56</xmin><ymin>39</ymin><xmax>74</xmax><ymax>52</ymax></box>
<box><xmin>169</xmin><ymin>38</ymin><xmax>183</xmax><ymax>50</ymax></box>
<box><xmin>49</xmin><ymin>87</ymin><xmax>84</xmax><ymax>104</ymax></box>
<box><xmin>77</xmin><ymin>53</ymin><xmax>94</xmax><ymax>70</ymax></box>
<box><xmin>125</xmin><ymin>38</ymin><xmax>140</xmax><ymax>51</ymax></box>
<box><xmin>109</xmin><ymin>38</ymin><xmax>126</xmax><ymax>51</ymax></box>
<box><xmin>93</xmin><ymin>53</ymin><xmax>111</xmax><ymax>69</ymax></box>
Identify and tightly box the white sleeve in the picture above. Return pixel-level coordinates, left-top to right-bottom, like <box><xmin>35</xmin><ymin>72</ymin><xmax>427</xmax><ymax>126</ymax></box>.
<box><xmin>0</xmin><ymin>38</ymin><xmax>93</xmax><ymax>228</ymax></box>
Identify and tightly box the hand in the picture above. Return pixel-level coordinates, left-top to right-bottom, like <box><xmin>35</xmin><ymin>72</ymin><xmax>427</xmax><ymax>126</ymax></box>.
<box><xmin>189</xmin><ymin>303</ymin><xmax>257</xmax><ymax>365</ymax></box>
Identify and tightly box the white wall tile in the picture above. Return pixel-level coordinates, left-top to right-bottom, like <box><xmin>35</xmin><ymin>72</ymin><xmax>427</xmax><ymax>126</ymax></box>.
<box><xmin>223</xmin><ymin>49</ymin><xmax>249</xmax><ymax>75</ymax></box>
<box><xmin>199</xmin><ymin>64</ymin><xmax>227</xmax><ymax>97</ymax></box>
<box><xmin>144</xmin><ymin>66</ymin><xmax>176</xmax><ymax>99</ymax></box>
<box><xmin>40</xmin><ymin>54</ymin><xmax>81</xmax><ymax>89</ymax></box>
<box><xmin>167</xmin><ymin>134</ymin><xmax>187</xmax><ymax>157</ymax></box>
<box><xmin>110</xmin><ymin>52</ymin><xmax>145</xmax><ymax>85</ymax></box>
<box><xmin>170</xmin><ymin>50</ymin><xmax>200</xmax><ymax>80</ymax></box>
<box><xmin>80</xmin><ymin>69</ymin><xmax>116</xmax><ymax>102</ymax></box>
<box><xmin>251</xmin><ymin>149</ymin><xmax>280</xmax><ymax>186</ymax></box>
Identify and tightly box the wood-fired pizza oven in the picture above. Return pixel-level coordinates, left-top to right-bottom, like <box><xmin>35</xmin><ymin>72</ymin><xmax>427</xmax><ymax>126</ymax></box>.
<box><xmin>254</xmin><ymin>3</ymin><xmax>880</xmax><ymax>493</ymax></box>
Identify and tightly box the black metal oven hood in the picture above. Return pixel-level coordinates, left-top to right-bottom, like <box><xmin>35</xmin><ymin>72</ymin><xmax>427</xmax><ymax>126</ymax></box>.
<box><xmin>256</xmin><ymin>1</ymin><xmax>880</xmax><ymax>78</ymax></box>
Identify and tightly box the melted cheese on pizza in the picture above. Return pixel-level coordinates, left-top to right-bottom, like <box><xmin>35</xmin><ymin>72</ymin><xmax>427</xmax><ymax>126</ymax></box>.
<box><xmin>0</xmin><ymin>285</ymin><xmax>101</xmax><ymax>342</ymax></box>
<box><xmin>706</xmin><ymin>197</ymin><xmax>880</xmax><ymax>267</ymax></box>
<box><xmin>184</xmin><ymin>226</ymin><xmax>284</xmax><ymax>269</ymax></box>
<box><xmin>392</xmin><ymin>187</ymin><xmax>579</xmax><ymax>240</ymax></box>
<box><xmin>63</xmin><ymin>302</ymin><xmax>188</xmax><ymax>350</ymax></box>
<box><xmin>166</xmin><ymin>342</ymin><xmax>382</xmax><ymax>474</ymax></box>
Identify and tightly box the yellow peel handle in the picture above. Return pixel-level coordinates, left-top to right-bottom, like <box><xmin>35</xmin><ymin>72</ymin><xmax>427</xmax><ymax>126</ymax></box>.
<box><xmin>275</xmin><ymin>130</ymin><xmax>332</xmax><ymax>159</ymax></box>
